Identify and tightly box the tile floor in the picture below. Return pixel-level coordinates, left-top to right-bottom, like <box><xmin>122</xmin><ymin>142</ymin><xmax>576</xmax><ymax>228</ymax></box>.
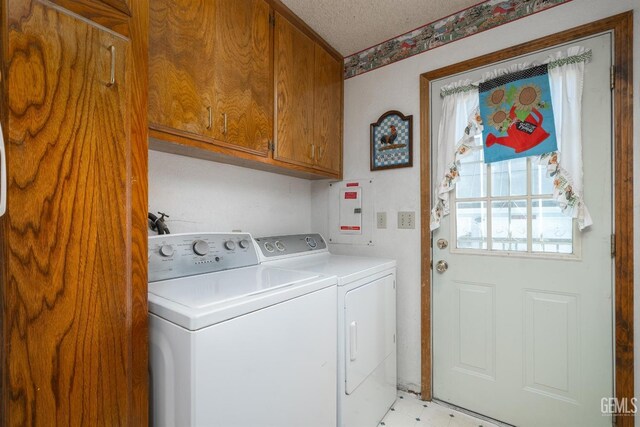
<box><xmin>379</xmin><ymin>391</ymin><xmax>501</xmax><ymax>427</ymax></box>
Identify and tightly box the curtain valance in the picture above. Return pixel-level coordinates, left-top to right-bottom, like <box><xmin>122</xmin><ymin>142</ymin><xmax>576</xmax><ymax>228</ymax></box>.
<box><xmin>431</xmin><ymin>47</ymin><xmax>592</xmax><ymax>231</ymax></box>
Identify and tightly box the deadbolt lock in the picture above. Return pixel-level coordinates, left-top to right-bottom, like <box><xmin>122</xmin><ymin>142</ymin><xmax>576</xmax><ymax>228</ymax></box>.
<box><xmin>436</xmin><ymin>238</ymin><xmax>448</xmax><ymax>249</ymax></box>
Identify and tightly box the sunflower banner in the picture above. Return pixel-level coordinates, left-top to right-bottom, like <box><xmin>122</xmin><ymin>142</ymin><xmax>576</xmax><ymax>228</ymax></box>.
<box><xmin>479</xmin><ymin>64</ymin><xmax>557</xmax><ymax>163</ymax></box>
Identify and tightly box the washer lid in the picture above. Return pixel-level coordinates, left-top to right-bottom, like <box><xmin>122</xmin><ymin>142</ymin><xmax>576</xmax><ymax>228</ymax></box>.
<box><xmin>148</xmin><ymin>265</ymin><xmax>336</xmax><ymax>330</ymax></box>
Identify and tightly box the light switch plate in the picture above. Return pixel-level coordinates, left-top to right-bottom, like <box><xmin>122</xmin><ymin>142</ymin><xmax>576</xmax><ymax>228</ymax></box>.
<box><xmin>398</xmin><ymin>211</ymin><xmax>415</xmax><ymax>229</ymax></box>
<box><xmin>376</xmin><ymin>212</ymin><xmax>387</xmax><ymax>229</ymax></box>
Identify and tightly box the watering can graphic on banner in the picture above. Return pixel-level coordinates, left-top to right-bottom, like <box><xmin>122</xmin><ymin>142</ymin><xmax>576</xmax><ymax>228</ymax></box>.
<box><xmin>479</xmin><ymin>64</ymin><xmax>558</xmax><ymax>163</ymax></box>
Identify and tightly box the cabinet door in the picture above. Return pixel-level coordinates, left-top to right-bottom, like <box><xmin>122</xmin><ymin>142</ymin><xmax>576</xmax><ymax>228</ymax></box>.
<box><xmin>5</xmin><ymin>2</ymin><xmax>144</xmax><ymax>424</ymax></box>
<box><xmin>213</xmin><ymin>0</ymin><xmax>272</xmax><ymax>156</ymax></box>
<box><xmin>274</xmin><ymin>12</ymin><xmax>315</xmax><ymax>166</ymax></box>
<box><xmin>313</xmin><ymin>45</ymin><xmax>343</xmax><ymax>174</ymax></box>
<box><xmin>149</xmin><ymin>0</ymin><xmax>215</xmax><ymax>137</ymax></box>
<box><xmin>96</xmin><ymin>0</ymin><xmax>131</xmax><ymax>15</ymax></box>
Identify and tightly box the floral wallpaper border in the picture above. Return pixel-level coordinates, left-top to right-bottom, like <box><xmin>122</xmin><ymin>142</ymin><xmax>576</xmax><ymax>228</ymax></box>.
<box><xmin>343</xmin><ymin>0</ymin><xmax>573</xmax><ymax>79</ymax></box>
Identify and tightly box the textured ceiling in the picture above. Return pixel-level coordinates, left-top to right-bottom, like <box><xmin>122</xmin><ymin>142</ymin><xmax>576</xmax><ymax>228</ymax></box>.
<box><xmin>280</xmin><ymin>0</ymin><xmax>484</xmax><ymax>56</ymax></box>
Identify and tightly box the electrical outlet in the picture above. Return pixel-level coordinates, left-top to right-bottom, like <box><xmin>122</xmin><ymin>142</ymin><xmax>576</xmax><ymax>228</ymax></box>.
<box><xmin>376</xmin><ymin>212</ymin><xmax>387</xmax><ymax>229</ymax></box>
<box><xmin>398</xmin><ymin>211</ymin><xmax>415</xmax><ymax>229</ymax></box>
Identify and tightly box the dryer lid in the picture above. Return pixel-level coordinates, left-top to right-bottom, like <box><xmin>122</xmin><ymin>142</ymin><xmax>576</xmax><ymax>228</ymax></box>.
<box><xmin>264</xmin><ymin>253</ymin><xmax>396</xmax><ymax>286</ymax></box>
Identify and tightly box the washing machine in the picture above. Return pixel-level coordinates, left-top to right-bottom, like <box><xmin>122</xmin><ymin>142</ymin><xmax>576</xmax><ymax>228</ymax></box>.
<box><xmin>148</xmin><ymin>232</ymin><xmax>338</xmax><ymax>427</ymax></box>
<box><xmin>255</xmin><ymin>233</ymin><xmax>397</xmax><ymax>427</ymax></box>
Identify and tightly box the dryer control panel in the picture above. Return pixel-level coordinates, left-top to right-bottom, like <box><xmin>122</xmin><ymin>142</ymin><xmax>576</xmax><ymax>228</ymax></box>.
<box><xmin>148</xmin><ymin>232</ymin><xmax>258</xmax><ymax>282</ymax></box>
<box><xmin>254</xmin><ymin>233</ymin><xmax>328</xmax><ymax>258</ymax></box>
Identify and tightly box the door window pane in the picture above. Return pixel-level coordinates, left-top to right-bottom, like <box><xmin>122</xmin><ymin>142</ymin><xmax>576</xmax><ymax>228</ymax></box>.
<box><xmin>456</xmin><ymin>201</ymin><xmax>487</xmax><ymax>249</ymax></box>
<box><xmin>491</xmin><ymin>158</ymin><xmax>527</xmax><ymax>197</ymax></box>
<box><xmin>532</xmin><ymin>199</ymin><xmax>573</xmax><ymax>254</ymax></box>
<box><xmin>532</xmin><ymin>164</ymin><xmax>554</xmax><ymax>195</ymax></box>
<box><xmin>453</xmin><ymin>153</ymin><xmax>575</xmax><ymax>256</ymax></box>
<box><xmin>491</xmin><ymin>200</ymin><xmax>527</xmax><ymax>252</ymax></box>
<box><xmin>456</xmin><ymin>149</ymin><xmax>486</xmax><ymax>199</ymax></box>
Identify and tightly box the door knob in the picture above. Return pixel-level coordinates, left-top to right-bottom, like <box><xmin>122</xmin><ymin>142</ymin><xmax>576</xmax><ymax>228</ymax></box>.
<box><xmin>436</xmin><ymin>238</ymin><xmax>448</xmax><ymax>249</ymax></box>
<box><xmin>435</xmin><ymin>260</ymin><xmax>448</xmax><ymax>273</ymax></box>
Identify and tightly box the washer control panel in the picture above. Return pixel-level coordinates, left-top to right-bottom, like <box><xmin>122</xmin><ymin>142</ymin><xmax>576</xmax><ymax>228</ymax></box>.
<box><xmin>254</xmin><ymin>233</ymin><xmax>327</xmax><ymax>258</ymax></box>
<box><xmin>148</xmin><ymin>233</ymin><xmax>258</xmax><ymax>282</ymax></box>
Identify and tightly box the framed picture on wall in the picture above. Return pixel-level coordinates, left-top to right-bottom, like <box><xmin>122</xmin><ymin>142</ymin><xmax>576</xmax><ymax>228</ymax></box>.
<box><xmin>370</xmin><ymin>110</ymin><xmax>413</xmax><ymax>171</ymax></box>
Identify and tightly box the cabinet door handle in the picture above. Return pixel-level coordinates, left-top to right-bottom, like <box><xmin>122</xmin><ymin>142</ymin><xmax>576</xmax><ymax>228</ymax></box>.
<box><xmin>223</xmin><ymin>113</ymin><xmax>227</xmax><ymax>134</ymax></box>
<box><xmin>319</xmin><ymin>146</ymin><xmax>324</xmax><ymax>159</ymax></box>
<box><xmin>106</xmin><ymin>45</ymin><xmax>116</xmax><ymax>87</ymax></box>
<box><xmin>206</xmin><ymin>106</ymin><xmax>212</xmax><ymax>130</ymax></box>
<box><xmin>0</xmin><ymin>122</ymin><xmax>6</xmax><ymax>217</ymax></box>
<box><xmin>310</xmin><ymin>144</ymin><xmax>315</xmax><ymax>160</ymax></box>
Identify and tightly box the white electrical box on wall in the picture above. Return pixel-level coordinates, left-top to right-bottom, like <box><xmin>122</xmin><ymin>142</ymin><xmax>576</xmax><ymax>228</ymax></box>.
<box><xmin>339</xmin><ymin>187</ymin><xmax>362</xmax><ymax>234</ymax></box>
<box><xmin>328</xmin><ymin>179</ymin><xmax>374</xmax><ymax>245</ymax></box>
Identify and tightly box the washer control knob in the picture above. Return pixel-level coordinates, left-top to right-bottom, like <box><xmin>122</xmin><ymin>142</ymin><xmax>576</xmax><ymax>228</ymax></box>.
<box><xmin>264</xmin><ymin>242</ymin><xmax>275</xmax><ymax>253</ymax></box>
<box><xmin>238</xmin><ymin>239</ymin><xmax>250</xmax><ymax>249</ymax></box>
<box><xmin>192</xmin><ymin>240</ymin><xmax>209</xmax><ymax>256</ymax></box>
<box><xmin>224</xmin><ymin>240</ymin><xmax>236</xmax><ymax>251</ymax></box>
<box><xmin>305</xmin><ymin>236</ymin><xmax>317</xmax><ymax>248</ymax></box>
<box><xmin>275</xmin><ymin>241</ymin><xmax>286</xmax><ymax>251</ymax></box>
<box><xmin>159</xmin><ymin>244</ymin><xmax>175</xmax><ymax>257</ymax></box>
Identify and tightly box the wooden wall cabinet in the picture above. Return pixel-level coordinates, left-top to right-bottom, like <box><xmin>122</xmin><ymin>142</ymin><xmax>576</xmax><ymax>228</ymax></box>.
<box><xmin>273</xmin><ymin>12</ymin><xmax>316</xmax><ymax>167</ymax></box>
<box><xmin>150</xmin><ymin>0</ymin><xmax>274</xmax><ymax>157</ymax></box>
<box><xmin>273</xmin><ymin>13</ymin><xmax>343</xmax><ymax>176</ymax></box>
<box><xmin>312</xmin><ymin>44</ymin><xmax>343</xmax><ymax>174</ymax></box>
<box><xmin>213</xmin><ymin>0</ymin><xmax>273</xmax><ymax>156</ymax></box>
<box><xmin>149</xmin><ymin>0</ymin><xmax>343</xmax><ymax>179</ymax></box>
<box><xmin>149</xmin><ymin>0</ymin><xmax>216</xmax><ymax>138</ymax></box>
<box><xmin>1</xmin><ymin>0</ymin><xmax>149</xmax><ymax>425</ymax></box>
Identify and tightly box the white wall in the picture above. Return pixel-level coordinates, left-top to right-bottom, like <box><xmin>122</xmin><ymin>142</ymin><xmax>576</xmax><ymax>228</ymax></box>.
<box><xmin>312</xmin><ymin>0</ymin><xmax>640</xmax><ymax>401</ymax></box>
<box><xmin>149</xmin><ymin>150</ymin><xmax>312</xmax><ymax>237</ymax></box>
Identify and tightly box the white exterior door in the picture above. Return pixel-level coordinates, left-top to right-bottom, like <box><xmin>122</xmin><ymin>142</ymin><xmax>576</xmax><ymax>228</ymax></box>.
<box><xmin>431</xmin><ymin>33</ymin><xmax>613</xmax><ymax>427</ymax></box>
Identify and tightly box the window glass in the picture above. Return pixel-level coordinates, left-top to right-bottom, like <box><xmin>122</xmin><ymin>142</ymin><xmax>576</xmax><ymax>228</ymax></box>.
<box><xmin>531</xmin><ymin>199</ymin><xmax>573</xmax><ymax>254</ymax></box>
<box><xmin>453</xmin><ymin>158</ymin><xmax>575</xmax><ymax>256</ymax></box>
<box><xmin>456</xmin><ymin>148</ymin><xmax>486</xmax><ymax>199</ymax></box>
<box><xmin>456</xmin><ymin>201</ymin><xmax>487</xmax><ymax>249</ymax></box>
<box><xmin>531</xmin><ymin>164</ymin><xmax>554</xmax><ymax>195</ymax></box>
<box><xmin>491</xmin><ymin>158</ymin><xmax>527</xmax><ymax>197</ymax></box>
<box><xmin>491</xmin><ymin>200</ymin><xmax>527</xmax><ymax>252</ymax></box>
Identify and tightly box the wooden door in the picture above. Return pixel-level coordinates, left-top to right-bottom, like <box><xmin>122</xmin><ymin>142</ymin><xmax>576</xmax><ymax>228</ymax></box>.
<box><xmin>274</xmin><ymin>12</ymin><xmax>315</xmax><ymax>167</ymax></box>
<box><xmin>149</xmin><ymin>0</ymin><xmax>215</xmax><ymax>137</ymax></box>
<box><xmin>313</xmin><ymin>45</ymin><xmax>343</xmax><ymax>174</ymax></box>
<box><xmin>213</xmin><ymin>0</ymin><xmax>272</xmax><ymax>156</ymax></box>
<box><xmin>3</xmin><ymin>1</ymin><xmax>145</xmax><ymax>424</ymax></box>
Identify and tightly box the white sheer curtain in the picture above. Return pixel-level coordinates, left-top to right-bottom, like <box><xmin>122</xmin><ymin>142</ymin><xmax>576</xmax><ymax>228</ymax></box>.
<box><xmin>431</xmin><ymin>83</ymin><xmax>479</xmax><ymax>231</ymax></box>
<box><xmin>546</xmin><ymin>47</ymin><xmax>592</xmax><ymax>229</ymax></box>
<box><xmin>548</xmin><ymin>47</ymin><xmax>587</xmax><ymax>192</ymax></box>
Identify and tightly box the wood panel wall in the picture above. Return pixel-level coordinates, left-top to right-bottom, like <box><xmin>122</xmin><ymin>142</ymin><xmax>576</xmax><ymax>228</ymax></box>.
<box><xmin>1</xmin><ymin>0</ymin><xmax>149</xmax><ymax>425</ymax></box>
<box><xmin>129</xmin><ymin>0</ymin><xmax>149</xmax><ymax>424</ymax></box>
